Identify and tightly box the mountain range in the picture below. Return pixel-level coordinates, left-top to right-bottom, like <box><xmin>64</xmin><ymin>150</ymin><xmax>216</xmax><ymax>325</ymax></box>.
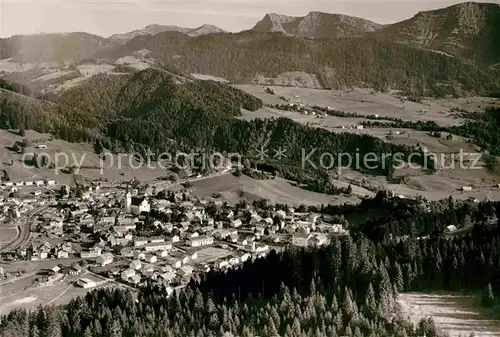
<box><xmin>108</xmin><ymin>24</ymin><xmax>226</xmax><ymax>44</ymax></box>
<box><xmin>0</xmin><ymin>1</ymin><xmax>499</xmax><ymax>96</ymax></box>
<box><xmin>251</xmin><ymin>12</ymin><xmax>384</xmax><ymax>38</ymax></box>
<box><xmin>375</xmin><ymin>2</ymin><xmax>500</xmax><ymax>66</ymax></box>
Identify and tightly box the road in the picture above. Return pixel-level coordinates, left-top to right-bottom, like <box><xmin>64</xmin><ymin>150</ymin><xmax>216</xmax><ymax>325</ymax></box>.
<box><xmin>0</xmin><ymin>206</ymin><xmax>49</xmax><ymax>253</ymax></box>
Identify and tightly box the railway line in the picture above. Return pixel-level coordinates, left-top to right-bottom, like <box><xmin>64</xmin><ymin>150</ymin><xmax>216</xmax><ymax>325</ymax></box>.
<box><xmin>0</xmin><ymin>206</ymin><xmax>49</xmax><ymax>253</ymax></box>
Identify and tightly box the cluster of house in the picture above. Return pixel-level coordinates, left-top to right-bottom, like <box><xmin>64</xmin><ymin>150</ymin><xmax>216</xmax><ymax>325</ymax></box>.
<box><xmin>9</xmin><ymin>179</ymin><xmax>348</xmax><ymax>290</ymax></box>
<box><xmin>1</xmin><ymin>179</ymin><xmax>56</xmax><ymax>189</ymax></box>
<box><xmin>0</xmin><ymin>195</ymin><xmax>35</xmax><ymax>221</ymax></box>
<box><xmin>337</xmin><ymin>125</ymin><xmax>364</xmax><ymax>130</ymax></box>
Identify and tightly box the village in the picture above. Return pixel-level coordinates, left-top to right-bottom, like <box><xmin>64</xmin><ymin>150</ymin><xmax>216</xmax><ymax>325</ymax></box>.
<box><xmin>0</xmin><ymin>174</ymin><xmax>349</xmax><ymax>302</ymax></box>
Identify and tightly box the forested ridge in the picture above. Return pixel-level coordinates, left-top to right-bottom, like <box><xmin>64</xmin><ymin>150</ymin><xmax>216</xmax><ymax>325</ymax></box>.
<box><xmin>101</xmin><ymin>31</ymin><xmax>500</xmax><ymax>97</ymax></box>
<box><xmin>0</xmin><ymin>236</ymin><xmax>443</xmax><ymax>337</ymax></box>
<box><xmin>0</xmin><ymin>70</ymin><xmax>433</xmax><ymax>181</ymax></box>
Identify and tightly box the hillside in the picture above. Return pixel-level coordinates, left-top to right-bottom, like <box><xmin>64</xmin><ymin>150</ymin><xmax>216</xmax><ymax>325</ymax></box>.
<box><xmin>0</xmin><ymin>32</ymin><xmax>117</xmax><ymax>64</ymax></box>
<box><xmin>109</xmin><ymin>24</ymin><xmax>226</xmax><ymax>44</ymax></box>
<box><xmin>101</xmin><ymin>30</ymin><xmax>500</xmax><ymax>97</ymax></box>
<box><xmin>0</xmin><ymin>68</ymin><xmax>261</xmax><ymax>141</ymax></box>
<box><xmin>251</xmin><ymin>11</ymin><xmax>383</xmax><ymax>38</ymax></box>
<box><xmin>0</xmin><ymin>68</ymin><xmax>430</xmax><ymax>182</ymax></box>
<box><xmin>375</xmin><ymin>1</ymin><xmax>500</xmax><ymax>65</ymax></box>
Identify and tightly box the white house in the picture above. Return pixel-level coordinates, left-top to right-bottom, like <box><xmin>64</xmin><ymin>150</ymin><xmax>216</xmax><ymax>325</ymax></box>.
<box><xmin>129</xmin><ymin>274</ymin><xmax>141</xmax><ymax>285</ymax></box>
<box><xmin>96</xmin><ymin>253</ymin><xmax>114</xmax><ymax>267</ymax></box>
<box><xmin>291</xmin><ymin>233</ymin><xmax>312</xmax><ymax>247</ymax></box>
<box><xmin>240</xmin><ymin>253</ymin><xmax>251</xmax><ymax>262</ymax></box>
<box><xmin>121</xmin><ymin>268</ymin><xmax>135</xmax><ymax>281</ymax></box>
<box><xmin>130</xmin><ymin>197</ymin><xmax>150</xmax><ymax>215</ymax></box>
<box><xmin>170</xmin><ymin>260</ymin><xmax>182</xmax><ymax>269</ymax></box>
<box><xmin>156</xmin><ymin>250</ymin><xmax>169</xmax><ymax>258</ymax></box>
<box><xmin>57</xmin><ymin>250</ymin><xmax>69</xmax><ymax>259</ymax></box>
<box><xmin>130</xmin><ymin>260</ymin><xmax>142</xmax><ymax>270</ymax></box>
<box><xmin>77</xmin><ymin>278</ymin><xmax>97</xmax><ymax>289</ymax></box>
<box><xmin>144</xmin><ymin>254</ymin><xmax>157</xmax><ymax>263</ymax></box>
<box><xmin>187</xmin><ymin>235</ymin><xmax>214</xmax><ymax>247</ymax></box>
<box><xmin>134</xmin><ymin>237</ymin><xmax>148</xmax><ymax>247</ymax></box>
<box><xmin>143</xmin><ymin>241</ymin><xmax>173</xmax><ymax>252</ymax></box>
<box><xmin>230</xmin><ymin>219</ymin><xmax>242</xmax><ymax>228</ymax></box>
<box><xmin>134</xmin><ymin>251</ymin><xmax>146</xmax><ymax>260</ymax></box>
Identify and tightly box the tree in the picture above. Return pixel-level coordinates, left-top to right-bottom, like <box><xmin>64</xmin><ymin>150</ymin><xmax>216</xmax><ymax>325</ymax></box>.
<box><xmin>30</xmin><ymin>325</ymin><xmax>40</xmax><ymax>337</ymax></box>
<box><xmin>83</xmin><ymin>326</ymin><xmax>93</xmax><ymax>337</ymax></box>
<box><xmin>110</xmin><ymin>320</ymin><xmax>122</xmax><ymax>337</ymax></box>
<box><xmin>394</xmin><ymin>262</ymin><xmax>404</xmax><ymax>292</ymax></box>
<box><xmin>482</xmin><ymin>283</ymin><xmax>495</xmax><ymax>307</ymax></box>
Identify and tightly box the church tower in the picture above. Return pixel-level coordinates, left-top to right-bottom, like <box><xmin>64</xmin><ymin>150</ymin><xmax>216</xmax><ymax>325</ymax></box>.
<box><xmin>125</xmin><ymin>189</ymin><xmax>132</xmax><ymax>214</ymax></box>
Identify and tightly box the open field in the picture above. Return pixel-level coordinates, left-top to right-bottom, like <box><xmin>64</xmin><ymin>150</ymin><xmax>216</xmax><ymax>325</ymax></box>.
<box><xmin>237</xmin><ymin>87</ymin><xmax>500</xmax><ymax>202</ymax></box>
<box><xmin>0</xmin><ymin>279</ymin><xmax>106</xmax><ymax>314</ymax></box>
<box><xmin>0</xmin><ymin>258</ymin><xmax>84</xmax><ymax>274</ymax></box>
<box><xmin>398</xmin><ymin>292</ymin><xmax>500</xmax><ymax>337</ymax></box>
<box><xmin>189</xmin><ymin>174</ymin><xmax>361</xmax><ymax>206</ymax></box>
<box><xmin>0</xmin><ymin>228</ymin><xmax>17</xmax><ymax>248</ymax></box>
<box><xmin>0</xmin><ymin>129</ymin><xmax>173</xmax><ymax>184</ymax></box>
<box><xmin>0</xmin><ymin>267</ymin><xmax>116</xmax><ymax>314</ymax></box>
<box><xmin>1</xmin><ymin>85</ymin><xmax>499</xmax><ymax>206</ymax></box>
<box><xmin>194</xmin><ymin>247</ymin><xmax>234</xmax><ymax>264</ymax></box>
<box><xmin>236</xmin><ymin>85</ymin><xmax>499</xmax><ymax>127</ymax></box>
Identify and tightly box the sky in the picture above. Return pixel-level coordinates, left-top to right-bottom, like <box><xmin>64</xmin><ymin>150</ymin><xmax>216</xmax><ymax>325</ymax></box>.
<box><xmin>0</xmin><ymin>0</ymin><xmax>499</xmax><ymax>38</ymax></box>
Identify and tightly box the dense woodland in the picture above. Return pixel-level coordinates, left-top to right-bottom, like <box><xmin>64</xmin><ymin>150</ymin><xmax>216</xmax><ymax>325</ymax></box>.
<box><xmin>452</xmin><ymin>107</ymin><xmax>500</xmax><ymax>156</ymax></box>
<box><xmin>3</xmin><ymin>194</ymin><xmax>500</xmax><ymax>337</ymax></box>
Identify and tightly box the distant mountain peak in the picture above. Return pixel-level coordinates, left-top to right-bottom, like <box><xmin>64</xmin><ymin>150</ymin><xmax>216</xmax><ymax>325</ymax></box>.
<box><xmin>252</xmin><ymin>11</ymin><xmax>383</xmax><ymax>38</ymax></box>
<box><xmin>375</xmin><ymin>1</ymin><xmax>500</xmax><ymax>65</ymax></box>
<box><xmin>109</xmin><ymin>23</ymin><xmax>226</xmax><ymax>43</ymax></box>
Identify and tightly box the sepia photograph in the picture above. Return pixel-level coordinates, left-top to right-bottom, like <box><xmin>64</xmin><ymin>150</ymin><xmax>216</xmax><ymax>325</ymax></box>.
<box><xmin>1</xmin><ymin>0</ymin><xmax>500</xmax><ymax>336</ymax></box>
